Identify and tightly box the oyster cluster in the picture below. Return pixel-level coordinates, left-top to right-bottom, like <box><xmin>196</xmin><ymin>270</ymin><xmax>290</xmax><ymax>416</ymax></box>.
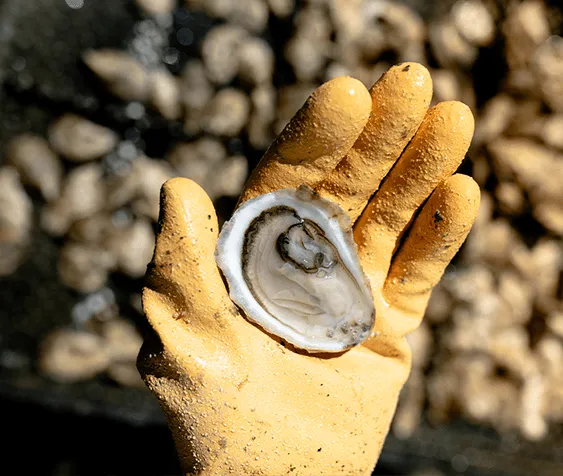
<box><xmin>216</xmin><ymin>186</ymin><xmax>375</xmax><ymax>352</ymax></box>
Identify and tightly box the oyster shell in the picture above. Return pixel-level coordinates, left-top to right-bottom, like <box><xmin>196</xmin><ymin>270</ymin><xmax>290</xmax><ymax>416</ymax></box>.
<box><xmin>215</xmin><ymin>186</ymin><xmax>375</xmax><ymax>353</ymax></box>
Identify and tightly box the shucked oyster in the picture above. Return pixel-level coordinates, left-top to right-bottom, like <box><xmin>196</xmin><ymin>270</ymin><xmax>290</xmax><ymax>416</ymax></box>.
<box><xmin>215</xmin><ymin>186</ymin><xmax>375</xmax><ymax>353</ymax></box>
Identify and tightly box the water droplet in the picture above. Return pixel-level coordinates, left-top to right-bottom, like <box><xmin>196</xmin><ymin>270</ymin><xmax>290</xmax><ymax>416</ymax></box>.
<box><xmin>65</xmin><ymin>0</ymin><xmax>85</xmax><ymax>9</ymax></box>
<box><xmin>117</xmin><ymin>141</ymin><xmax>137</xmax><ymax>160</ymax></box>
<box><xmin>11</xmin><ymin>56</ymin><xmax>26</xmax><ymax>72</ymax></box>
<box><xmin>112</xmin><ymin>209</ymin><xmax>134</xmax><ymax>228</ymax></box>
<box><xmin>163</xmin><ymin>47</ymin><xmax>180</xmax><ymax>65</ymax></box>
<box><xmin>177</xmin><ymin>28</ymin><xmax>194</xmax><ymax>46</ymax></box>
<box><xmin>175</xmin><ymin>9</ymin><xmax>191</xmax><ymax>23</ymax></box>
<box><xmin>125</xmin><ymin>102</ymin><xmax>146</xmax><ymax>120</ymax></box>
<box><xmin>125</xmin><ymin>127</ymin><xmax>141</xmax><ymax>142</ymax></box>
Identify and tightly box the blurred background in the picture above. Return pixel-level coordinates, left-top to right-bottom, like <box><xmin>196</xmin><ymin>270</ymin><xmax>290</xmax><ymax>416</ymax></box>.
<box><xmin>0</xmin><ymin>0</ymin><xmax>562</xmax><ymax>474</ymax></box>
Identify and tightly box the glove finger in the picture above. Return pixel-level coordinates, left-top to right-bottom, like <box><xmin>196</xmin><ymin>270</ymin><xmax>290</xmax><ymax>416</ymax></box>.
<box><xmin>315</xmin><ymin>62</ymin><xmax>432</xmax><ymax>221</ymax></box>
<box><xmin>239</xmin><ymin>76</ymin><xmax>371</xmax><ymax>203</ymax></box>
<box><xmin>383</xmin><ymin>174</ymin><xmax>480</xmax><ymax>335</ymax></box>
<box><xmin>144</xmin><ymin>178</ymin><xmax>234</xmax><ymax>336</ymax></box>
<box><xmin>354</xmin><ymin>101</ymin><xmax>474</xmax><ymax>287</ymax></box>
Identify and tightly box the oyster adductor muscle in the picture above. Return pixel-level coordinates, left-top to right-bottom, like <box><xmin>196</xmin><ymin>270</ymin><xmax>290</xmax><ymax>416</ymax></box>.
<box><xmin>215</xmin><ymin>186</ymin><xmax>375</xmax><ymax>353</ymax></box>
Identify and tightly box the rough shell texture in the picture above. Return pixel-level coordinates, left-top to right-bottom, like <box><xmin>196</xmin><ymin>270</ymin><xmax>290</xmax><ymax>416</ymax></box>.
<box><xmin>216</xmin><ymin>186</ymin><xmax>375</xmax><ymax>352</ymax></box>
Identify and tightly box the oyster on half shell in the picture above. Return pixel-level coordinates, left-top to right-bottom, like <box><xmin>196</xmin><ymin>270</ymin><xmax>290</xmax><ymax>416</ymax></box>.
<box><xmin>215</xmin><ymin>186</ymin><xmax>375</xmax><ymax>353</ymax></box>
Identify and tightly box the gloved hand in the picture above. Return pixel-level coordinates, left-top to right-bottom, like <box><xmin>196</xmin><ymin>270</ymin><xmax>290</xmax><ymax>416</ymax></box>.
<box><xmin>138</xmin><ymin>62</ymin><xmax>480</xmax><ymax>475</ymax></box>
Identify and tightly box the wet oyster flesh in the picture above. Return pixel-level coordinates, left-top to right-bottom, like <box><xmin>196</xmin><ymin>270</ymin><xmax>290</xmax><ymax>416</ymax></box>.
<box><xmin>215</xmin><ymin>186</ymin><xmax>375</xmax><ymax>353</ymax></box>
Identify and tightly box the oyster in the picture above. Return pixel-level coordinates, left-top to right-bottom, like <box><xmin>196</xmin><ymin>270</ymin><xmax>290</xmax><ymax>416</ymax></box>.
<box><xmin>215</xmin><ymin>186</ymin><xmax>375</xmax><ymax>353</ymax></box>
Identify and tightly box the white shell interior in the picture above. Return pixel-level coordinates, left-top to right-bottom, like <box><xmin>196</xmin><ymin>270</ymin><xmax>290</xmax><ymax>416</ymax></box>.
<box><xmin>215</xmin><ymin>186</ymin><xmax>375</xmax><ymax>353</ymax></box>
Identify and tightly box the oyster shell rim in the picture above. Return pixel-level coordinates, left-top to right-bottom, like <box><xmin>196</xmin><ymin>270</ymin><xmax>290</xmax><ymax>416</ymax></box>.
<box><xmin>215</xmin><ymin>185</ymin><xmax>376</xmax><ymax>353</ymax></box>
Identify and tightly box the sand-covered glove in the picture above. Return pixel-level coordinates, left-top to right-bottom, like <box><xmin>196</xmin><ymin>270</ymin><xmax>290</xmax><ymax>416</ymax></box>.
<box><xmin>137</xmin><ymin>62</ymin><xmax>480</xmax><ymax>475</ymax></box>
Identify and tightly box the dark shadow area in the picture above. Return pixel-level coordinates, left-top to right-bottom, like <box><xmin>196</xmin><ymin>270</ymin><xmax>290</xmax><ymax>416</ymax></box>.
<box><xmin>1</xmin><ymin>397</ymin><xmax>180</xmax><ymax>476</ymax></box>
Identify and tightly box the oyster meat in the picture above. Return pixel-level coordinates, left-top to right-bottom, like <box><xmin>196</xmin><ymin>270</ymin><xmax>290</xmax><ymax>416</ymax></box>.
<box><xmin>215</xmin><ymin>186</ymin><xmax>375</xmax><ymax>353</ymax></box>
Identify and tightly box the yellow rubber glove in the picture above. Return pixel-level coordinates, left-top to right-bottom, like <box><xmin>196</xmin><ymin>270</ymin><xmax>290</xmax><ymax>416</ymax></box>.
<box><xmin>138</xmin><ymin>63</ymin><xmax>480</xmax><ymax>475</ymax></box>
